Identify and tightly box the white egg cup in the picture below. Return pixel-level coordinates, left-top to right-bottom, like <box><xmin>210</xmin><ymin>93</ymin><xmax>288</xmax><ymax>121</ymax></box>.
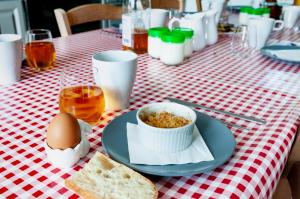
<box><xmin>44</xmin><ymin>120</ymin><xmax>91</xmax><ymax>168</ymax></box>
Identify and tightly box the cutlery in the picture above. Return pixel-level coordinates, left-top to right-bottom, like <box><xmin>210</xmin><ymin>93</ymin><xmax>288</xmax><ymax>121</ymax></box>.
<box><xmin>216</xmin><ymin>120</ymin><xmax>250</xmax><ymax>131</ymax></box>
<box><xmin>167</xmin><ymin>97</ymin><xmax>267</xmax><ymax>125</ymax></box>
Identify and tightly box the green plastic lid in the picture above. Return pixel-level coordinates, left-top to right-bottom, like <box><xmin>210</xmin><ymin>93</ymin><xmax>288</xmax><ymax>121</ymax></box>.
<box><xmin>249</xmin><ymin>8</ymin><xmax>263</xmax><ymax>15</ymax></box>
<box><xmin>172</xmin><ymin>28</ymin><xmax>194</xmax><ymax>39</ymax></box>
<box><xmin>240</xmin><ymin>6</ymin><xmax>252</xmax><ymax>13</ymax></box>
<box><xmin>161</xmin><ymin>32</ymin><xmax>185</xmax><ymax>43</ymax></box>
<box><xmin>262</xmin><ymin>7</ymin><xmax>271</xmax><ymax>14</ymax></box>
<box><xmin>148</xmin><ymin>27</ymin><xmax>170</xmax><ymax>38</ymax></box>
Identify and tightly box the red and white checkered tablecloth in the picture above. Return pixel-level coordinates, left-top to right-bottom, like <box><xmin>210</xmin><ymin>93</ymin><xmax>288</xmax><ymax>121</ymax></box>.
<box><xmin>1</xmin><ymin>29</ymin><xmax>300</xmax><ymax>199</ymax></box>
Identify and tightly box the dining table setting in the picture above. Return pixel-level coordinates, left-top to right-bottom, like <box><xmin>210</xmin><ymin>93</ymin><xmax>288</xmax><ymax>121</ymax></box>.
<box><xmin>1</xmin><ymin>4</ymin><xmax>300</xmax><ymax>199</ymax></box>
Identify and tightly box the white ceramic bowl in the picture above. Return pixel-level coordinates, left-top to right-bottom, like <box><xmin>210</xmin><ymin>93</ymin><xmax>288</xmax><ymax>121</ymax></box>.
<box><xmin>136</xmin><ymin>102</ymin><xmax>196</xmax><ymax>153</ymax></box>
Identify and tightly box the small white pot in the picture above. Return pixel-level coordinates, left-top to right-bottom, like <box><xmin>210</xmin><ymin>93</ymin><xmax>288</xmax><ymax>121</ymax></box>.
<box><xmin>137</xmin><ymin>102</ymin><xmax>196</xmax><ymax>153</ymax></box>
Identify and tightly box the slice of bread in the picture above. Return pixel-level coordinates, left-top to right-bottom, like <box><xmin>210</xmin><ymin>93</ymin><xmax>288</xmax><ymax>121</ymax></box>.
<box><xmin>65</xmin><ymin>152</ymin><xmax>158</xmax><ymax>199</ymax></box>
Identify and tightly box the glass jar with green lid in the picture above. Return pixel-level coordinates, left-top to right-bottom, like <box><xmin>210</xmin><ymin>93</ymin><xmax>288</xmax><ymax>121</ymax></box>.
<box><xmin>248</xmin><ymin>8</ymin><xmax>263</xmax><ymax>19</ymax></box>
<box><xmin>160</xmin><ymin>32</ymin><xmax>185</xmax><ymax>65</ymax></box>
<box><xmin>262</xmin><ymin>7</ymin><xmax>271</xmax><ymax>17</ymax></box>
<box><xmin>239</xmin><ymin>7</ymin><xmax>252</xmax><ymax>25</ymax></box>
<box><xmin>172</xmin><ymin>28</ymin><xmax>194</xmax><ymax>58</ymax></box>
<box><xmin>148</xmin><ymin>27</ymin><xmax>170</xmax><ymax>59</ymax></box>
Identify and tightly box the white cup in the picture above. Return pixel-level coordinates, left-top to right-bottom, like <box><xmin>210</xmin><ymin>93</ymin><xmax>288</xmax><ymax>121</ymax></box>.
<box><xmin>92</xmin><ymin>50</ymin><xmax>137</xmax><ymax>111</ymax></box>
<box><xmin>150</xmin><ymin>9</ymin><xmax>169</xmax><ymax>27</ymax></box>
<box><xmin>0</xmin><ymin>34</ymin><xmax>22</xmax><ymax>86</ymax></box>
<box><xmin>283</xmin><ymin>6</ymin><xmax>300</xmax><ymax>28</ymax></box>
<box><xmin>248</xmin><ymin>18</ymin><xmax>284</xmax><ymax>49</ymax></box>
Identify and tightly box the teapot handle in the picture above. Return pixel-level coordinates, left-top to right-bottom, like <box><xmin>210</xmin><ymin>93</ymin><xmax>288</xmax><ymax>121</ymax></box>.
<box><xmin>168</xmin><ymin>17</ymin><xmax>180</xmax><ymax>30</ymax></box>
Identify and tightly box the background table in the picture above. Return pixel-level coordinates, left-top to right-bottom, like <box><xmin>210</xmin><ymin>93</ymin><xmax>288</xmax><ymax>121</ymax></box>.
<box><xmin>0</xmin><ymin>29</ymin><xmax>300</xmax><ymax>198</ymax></box>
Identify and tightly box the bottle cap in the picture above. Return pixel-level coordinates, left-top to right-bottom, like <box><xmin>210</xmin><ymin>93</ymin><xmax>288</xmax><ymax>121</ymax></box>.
<box><xmin>172</xmin><ymin>28</ymin><xmax>194</xmax><ymax>39</ymax></box>
<box><xmin>161</xmin><ymin>32</ymin><xmax>185</xmax><ymax>43</ymax></box>
<box><xmin>148</xmin><ymin>27</ymin><xmax>170</xmax><ymax>38</ymax></box>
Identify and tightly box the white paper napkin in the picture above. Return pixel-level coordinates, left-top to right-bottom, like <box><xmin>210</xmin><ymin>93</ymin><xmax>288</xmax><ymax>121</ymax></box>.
<box><xmin>127</xmin><ymin>123</ymin><xmax>214</xmax><ymax>165</ymax></box>
<box><xmin>268</xmin><ymin>49</ymin><xmax>300</xmax><ymax>62</ymax></box>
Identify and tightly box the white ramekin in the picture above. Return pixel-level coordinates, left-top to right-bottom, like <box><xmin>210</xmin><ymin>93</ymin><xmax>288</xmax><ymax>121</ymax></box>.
<box><xmin>136</xmin><ymin>102</ymin><xmax>196</xmax><ymax>153</ymax></box>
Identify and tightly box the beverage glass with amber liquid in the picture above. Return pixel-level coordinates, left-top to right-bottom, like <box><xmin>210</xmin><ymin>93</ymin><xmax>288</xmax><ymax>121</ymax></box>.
<box><xmin>25</xmin><ymin>29</ymin><xmax>56</xmax><ymax>71</ymax></box>
<box><xmin>59</xmin><ymin>66</ymin><xmax>105</xmax><ymax>125</ymax></box>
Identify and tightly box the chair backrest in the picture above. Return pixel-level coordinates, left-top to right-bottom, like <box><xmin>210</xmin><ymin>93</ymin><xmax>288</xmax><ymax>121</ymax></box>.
<box><xmin>151</xmin><ymin>0</ymin><xmax>185</xmax><ymax>12</ymax></box>
<box><xmin>54</xmin><ymin>3</ymin><xmax>122</xmax><ymax>37</ymax></box>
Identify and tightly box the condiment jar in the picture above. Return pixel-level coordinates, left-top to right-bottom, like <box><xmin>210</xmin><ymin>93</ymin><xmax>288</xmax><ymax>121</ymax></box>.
<box><xmin>160</xmin><ymin>32</ymin><xmax>185</xmax><ymax>65</ymax></box>
<box><xmin>262</xmin><ymin>7</ymin><xmax>271</xmax><ymax>17</ymax></box>
<box><xmin>248</xmin><ymin>8</ymin><xmax>263</xmax><ymax>19</ymax></box>
<box><xmin>148</xmin><ymin>27</ymin><xmax>170</xmax><ymax>59</ymax></box>
<box><xmin>239</xmin><ymin>7</ymin><xmax>251</xmax><ymax>25</ymax></box>
<box><xmin>172</xmin><ymin>28</ymin><xmax>194</xmax><ymax>58</ymax></box>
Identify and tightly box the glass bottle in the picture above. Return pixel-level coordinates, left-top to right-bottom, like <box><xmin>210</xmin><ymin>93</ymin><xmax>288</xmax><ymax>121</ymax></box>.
<box><xmin>262</xmin><ymin>0</ymin><xmax>283</xmax><ymax>19</ymax></box>
<box><xmin>122</xmin><ymin>0</ymin><xmax>150</xmax><ymax>54</ymax></box>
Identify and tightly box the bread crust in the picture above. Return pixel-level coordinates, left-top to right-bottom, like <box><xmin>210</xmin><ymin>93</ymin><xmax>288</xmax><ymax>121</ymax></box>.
<box><xmin>65</xmin><ymin>179</ymin><xmax>101</xmax><ymax>199</ymax></box>
<box><xmin>64</xmin><ymin>152</ymin><xmax>158</xmax><ymax>199</ymax></box>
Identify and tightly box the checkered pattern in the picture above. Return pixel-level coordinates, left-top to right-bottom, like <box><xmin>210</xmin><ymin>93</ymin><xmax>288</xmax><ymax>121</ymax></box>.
<box><xmin>0</xmin><ymin>29</ymin><xmax>299</xmax><ymax>199</ymax></box>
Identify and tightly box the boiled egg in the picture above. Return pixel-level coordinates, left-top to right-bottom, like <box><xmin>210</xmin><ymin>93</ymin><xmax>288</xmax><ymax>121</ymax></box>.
<box><xmin>46</xmin><ymin>113</ymin><xmax>81</xmax><ymax>150</ymax></box>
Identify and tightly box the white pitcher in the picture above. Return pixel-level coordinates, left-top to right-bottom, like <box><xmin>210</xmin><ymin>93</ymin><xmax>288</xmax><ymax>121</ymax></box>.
<box><xmin>205</xmin><ymin>9</ymin><xmax>218</xmax><ymax>45</ymax></box>
<box><xmin>185</xmin><ymin>13</ymin><xmax>206</xmax><ymax>51</ymax></box>
<box><xmin>168</xmin><ymin>13</ymin><xmax>206</xmax><ymax>51</ymax></box>
<box><xmin>211</xmin><ymin>0</ymin><xmax>225</xmax><ymax>23</ymax></box>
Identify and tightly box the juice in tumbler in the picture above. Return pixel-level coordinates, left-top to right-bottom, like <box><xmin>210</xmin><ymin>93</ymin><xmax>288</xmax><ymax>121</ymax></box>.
<box><xmin>59</xmin><ymin>85</ymin><xmax>105</xmax><ymax>125</ymax></box>
<box><xmin>25</xmin><ymin>41</ymin><xmax>56</xmax><ymax>71</ymax></box>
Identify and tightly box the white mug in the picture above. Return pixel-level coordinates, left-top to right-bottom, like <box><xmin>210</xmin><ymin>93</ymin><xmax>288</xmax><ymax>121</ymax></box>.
<box><xmin>150</xmin><ymin>9</ymin><xmax>169</xmax><ymax>27</ymax></box>
<box><xmin>283</xmin><ymin>6</ymin><xmax>300</xmax><ymax>28</ymax></box>
<box><xmin>92</xmin><ymin>50</ymin><xmax>137</xmax><ymax>111</ymax></box>
<box><xmin>248</xmin><ymin>18</ymin><xmax>284</xmax><ymax>49</ymax></box>
<box><xmin>0</xmin><ymin>34</ymin><xmax>23</xmax><ymax>86</ymax></box>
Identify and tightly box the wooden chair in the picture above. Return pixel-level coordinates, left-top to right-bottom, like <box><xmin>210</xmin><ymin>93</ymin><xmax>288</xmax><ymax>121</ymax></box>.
<box><xmin>54</xmin><ymin>3</ymin><xmax>122</xmax><ymax>37</ymax></box>
<box><xmin>151</xmin><ymin>0</ymin><xmax>185</xmax><ymax>12</ymax></box>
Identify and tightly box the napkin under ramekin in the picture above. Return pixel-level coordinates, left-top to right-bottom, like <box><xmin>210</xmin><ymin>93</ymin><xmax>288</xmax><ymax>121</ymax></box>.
<box><xmin>268</xmin><ymin>49</ymin><xmax>300</xmax><ymax>62</ymax></box>
<box><xmin>126</xmin><ymin>123</ymin><xmax>214</xmax><ymax>165</ymax></box>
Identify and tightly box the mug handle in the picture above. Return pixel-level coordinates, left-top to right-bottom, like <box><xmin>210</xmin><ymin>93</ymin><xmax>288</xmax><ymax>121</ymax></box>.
<box><xmin>168</xmin><ymin>17</ymin><xmax>180</xmax><ymax>30</ymax></box>
<box><xmin>273</xmin><ymin>20</ymin><xmax>284</xmax><ymax>31</ymax></box>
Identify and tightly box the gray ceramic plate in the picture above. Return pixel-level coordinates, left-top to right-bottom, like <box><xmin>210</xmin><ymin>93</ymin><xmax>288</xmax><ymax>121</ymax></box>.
<box><xmin>102</xmin><ymin>110</ymin><xmax>236</xmax><ymax>176</ymax></box>
<box><xmin>261</xmin><ymin>45</ymin><xmax>300</xmax><ymax>64</ymax></box>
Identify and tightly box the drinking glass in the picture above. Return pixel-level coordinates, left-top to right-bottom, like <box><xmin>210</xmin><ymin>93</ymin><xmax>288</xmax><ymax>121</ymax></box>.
<box><xmin>231</xmin><ymin>25</ymin><xmax>254</xmax><ymax>58</ymax></box>
<box><xmin>25</xmin><ymin>29</ymin><xmax>56</xmax><ymax>71</ymax></box>
<box><xmin>59</xmin><ymin>66</ymin><xmax>105</xmax><ymax>125</ymax></box>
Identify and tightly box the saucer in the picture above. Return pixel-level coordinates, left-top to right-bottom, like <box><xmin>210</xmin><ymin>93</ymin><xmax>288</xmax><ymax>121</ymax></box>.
<box><xmin>102</xmin><ymin>110</ymin><xmax>236</xmax><ymax>176</ymax></box>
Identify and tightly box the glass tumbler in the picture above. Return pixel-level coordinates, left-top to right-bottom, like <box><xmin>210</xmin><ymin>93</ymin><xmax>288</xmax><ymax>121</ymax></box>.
<box><xmin>231</xmin><ymin>25</ymin><xmax>254</xmax><ymax>58</ymax></box>
<box><xmin>25</xmin><ymin>29</ymin><xmax>56</xmax><ymax>71</ymax></box>
<box><xmin>59</xmin><ymin>66</ymin><xmax>105</xmax><ymax>125</ymax></box>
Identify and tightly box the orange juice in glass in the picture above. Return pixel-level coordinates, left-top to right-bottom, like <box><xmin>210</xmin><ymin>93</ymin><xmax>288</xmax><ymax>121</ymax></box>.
<box><xmin>59</xmin><ymin>66</ymin><xmax>105</xmax><ymax>125</ymax></box>
<box><xmin>25</xmin><ymin>29</ymin><xmax>56</xmax><ymax>71</ymax></box>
